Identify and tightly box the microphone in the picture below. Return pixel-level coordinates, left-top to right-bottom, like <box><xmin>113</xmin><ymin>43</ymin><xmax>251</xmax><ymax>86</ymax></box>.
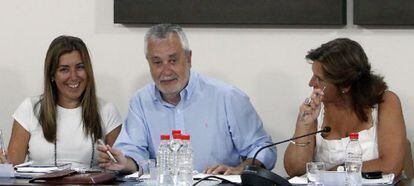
<box><xmin>241</xmin><ymin>126</ymin><xmax>331</xmax><ymax>186</ymax></box>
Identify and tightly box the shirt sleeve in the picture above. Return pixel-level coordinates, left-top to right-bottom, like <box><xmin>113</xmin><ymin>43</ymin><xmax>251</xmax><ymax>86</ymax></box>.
<box><xmin>12</xmin><ymin>97</ymin><xmax>36</xmax><ymax>132</ymax></box>
<box><xmin>113</xmin><ymin>95</ymin><xmax>149</xmax><ymax>164</ymax></box>
<box><xmin>224</xmin><ymin>87</ymin><xmax>277</xmax><ymax>170</ymax></box>
<box><xmin>100</xmin><ymin>102</ymin><xmax>123</xmax><ymax>135</ymax></box>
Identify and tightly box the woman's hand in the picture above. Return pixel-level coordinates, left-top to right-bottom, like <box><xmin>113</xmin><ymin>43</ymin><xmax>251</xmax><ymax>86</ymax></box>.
<box><xmin>298</xmin><ymin>88</ymin><xmax>324</xmax><ymax>125</ymax></box>
<box><xmin>0</xmin><ymin>148</ymin><xmax>8</xmax><ymax>164</ymax></box>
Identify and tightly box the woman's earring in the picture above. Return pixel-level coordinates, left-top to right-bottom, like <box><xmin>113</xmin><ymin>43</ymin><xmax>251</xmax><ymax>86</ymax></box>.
<box><xmin>342</xmin><ymin>90</ymin><xmax>346</xmax><ymax>94</ymax></box>
<box><xmin>51</xmin><ymin>77</ymin><xmax>55</xmax><ymax>82</ymax></box>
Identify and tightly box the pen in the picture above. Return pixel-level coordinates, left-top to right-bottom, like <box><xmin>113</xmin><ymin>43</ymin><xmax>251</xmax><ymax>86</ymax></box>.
<box><xmin>97</xmin><ymin>139</ymin><xmax>118</xmax><ymax>163</ymax></box>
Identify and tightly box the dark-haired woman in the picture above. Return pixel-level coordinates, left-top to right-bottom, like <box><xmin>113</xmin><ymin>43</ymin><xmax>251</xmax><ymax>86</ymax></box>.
<box><xmin>284</xmin><ymin>38</ymin><xmax>406</xmax><ymax>177</ymax></box>
<box><xmin>0</xmin><ymin>36</ymin><xmax>122</xmax><ymax>168</ymax></box>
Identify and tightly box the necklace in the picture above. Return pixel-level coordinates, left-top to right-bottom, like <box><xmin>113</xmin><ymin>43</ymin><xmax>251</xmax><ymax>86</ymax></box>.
<box><xmin>54</xmin><ymin>136</ymin><xmax>95</xmax><ymax>168</ymax></box>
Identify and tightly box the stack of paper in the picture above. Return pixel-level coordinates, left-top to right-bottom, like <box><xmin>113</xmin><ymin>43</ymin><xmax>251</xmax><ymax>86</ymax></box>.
<box><xmin>14</xmin><ymin>161</ymin><xmax>71</xmax><ymax>178</ymax></box>
<box><xmin>193</xmin><ymin>173</ymin><xmax>242</xmax><ymax>183</ymax></box>
<box><xmin>288</xmin><ymin>172</ymin><xmax>395</xmax><ymax>185</ymax></box>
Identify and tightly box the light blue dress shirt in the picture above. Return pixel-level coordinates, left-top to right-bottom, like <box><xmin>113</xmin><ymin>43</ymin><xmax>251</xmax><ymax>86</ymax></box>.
<box><xmin>114</xmin><ymin>70</ymin><xmax>276</xmax><ymax>172</ymax></box>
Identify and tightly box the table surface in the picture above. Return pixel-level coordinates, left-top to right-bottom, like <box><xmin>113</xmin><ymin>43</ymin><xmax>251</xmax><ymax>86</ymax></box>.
<box><xmin>0</xmin><ymin>177</ymin><xmax>411</xmax><ymax>185</ymax></box>
<box><xmin>0</xmin><ymin>177</ymin><xmax>227</xmax><ymax>186</ymax></box>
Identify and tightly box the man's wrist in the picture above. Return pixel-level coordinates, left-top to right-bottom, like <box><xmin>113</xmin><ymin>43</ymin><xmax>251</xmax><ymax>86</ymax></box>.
<box><xmin>119</xmin><ymin>156</ymin><xmax>139</xmax><ymax>174</ymax></box>
<box><xmin>243</xmin><ymin>158</ymin><xmax>264</xmax><ymax>168</ymax></box>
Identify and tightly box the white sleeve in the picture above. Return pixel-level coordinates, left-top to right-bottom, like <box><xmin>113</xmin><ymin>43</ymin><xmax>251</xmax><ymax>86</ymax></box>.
<box><xmin>100</xmin><ymin>102</ymin><xmax>123</xmax><ymax>135</ymax></box>
<box><xmin>12</xmin><ymin>97</ymin><xmax>37</xmax><ymax>132</ymax></box>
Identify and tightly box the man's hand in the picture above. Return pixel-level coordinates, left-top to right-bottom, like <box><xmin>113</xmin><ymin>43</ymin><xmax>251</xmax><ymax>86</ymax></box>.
<box><xmin>204</xmin><ymin>159</ymin><xmax>264</xmax><ymax>175</ymax></box>
<box><xmin>204</xmin><ymin>164</ymin><xmax>244</xmax><ymax>175</ymax></box>
<box><xmin>97</xmin><ymin>144</ymin><xmax>136</xmax><ymax>173</ymax></box>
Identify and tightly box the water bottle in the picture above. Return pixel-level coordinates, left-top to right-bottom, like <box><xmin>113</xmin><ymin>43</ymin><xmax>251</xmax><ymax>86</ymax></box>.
<box><xmin>170</xmin><ymin>131</ymin><xmax>182</xmax><ymax>185</ymax></box>
<box><xmin>345</xmin><ymin>133</ymin><xmax>363</xmax><ymax>186</ymax></box>
<box><xmin>177</xmin><ymin>134</ymin><xmax>193</xmax><ymax>186</ymax></box>
<box><xmin>157</xmin><ymin>134</ymin><xmax>173</xmax><ymax>185</ymax></box>
<box><xmin>170</xmin><ymin>130</ymin><xmax>182</xmax><ymax>155</ymax></box>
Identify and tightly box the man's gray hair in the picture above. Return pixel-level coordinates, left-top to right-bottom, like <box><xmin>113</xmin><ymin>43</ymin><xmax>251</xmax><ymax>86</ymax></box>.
<box><xmin>144</xmin><ymin>23</ymin><xmax>190</xmax><ymax>56</ymax></box>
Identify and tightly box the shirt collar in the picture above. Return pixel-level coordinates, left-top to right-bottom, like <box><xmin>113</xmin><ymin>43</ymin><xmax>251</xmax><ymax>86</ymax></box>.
<box><xmin>151</xmin><ymin>70</ymin><xmax>198</xmax><ymax>103</ymax></box>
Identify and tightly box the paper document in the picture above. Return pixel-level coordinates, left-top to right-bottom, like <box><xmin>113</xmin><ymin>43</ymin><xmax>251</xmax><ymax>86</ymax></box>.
<box><xmin>126</xmin><ymin>172</ymin><xmax>241</xmax><ymax>183</ymax></box>
<box><xmin>14</xmin><ymin>172</ymin><xmax>45</xmax><ymax>179</ymax></box>
<box><xmin>125</xmin><ymin>171</ymin><xmax>143</xmax><ymax>179</ymax></box>
<box><xmin>288</xmin><ymin>175</ymin><xmax>307</xmax><ymax>184</ymax></box>
<box><xmin>193</xmin><ymin>173</ymin><xmax>241</xmax><ymax>183</ymax></box>
<box><xmin>14</xmin><ymin>162</ymin><xmax>71</xmax><ymax>173</ymax></box>
<box><xmin>289</xmin><ymin>173</ymin><xmax>395</xmax><ymax>185</ymax></box>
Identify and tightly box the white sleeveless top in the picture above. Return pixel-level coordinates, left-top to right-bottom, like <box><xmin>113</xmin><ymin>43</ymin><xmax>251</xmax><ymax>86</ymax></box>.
<box><xmin>13</xmin><ymin>96</ymin><xmax>123</xmax><ymax>168</ymax></box>
<box><xmin>314</xmin><ymin>105</ymin><xmax>379</xmax><ymax>170</ymax></box>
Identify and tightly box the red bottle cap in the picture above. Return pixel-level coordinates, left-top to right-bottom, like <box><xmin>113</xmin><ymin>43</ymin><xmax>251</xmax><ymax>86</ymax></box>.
<box><xmin>160</xmin><ymin>134</ymin><xmax>170</xmax><ymax>140</ymax></box>
<box><xmin>181</xmin><ymin>134</ymin><xmax>190</xmax><ymax>140</ymax></box>
<box><xmin>173</xmin><ymin>134</ymin><xmax>181</xmax><ymax>139</ymax></box>
<box><xmin>349</xmin><ymin>133</ymin><xmax>359</xmax><ymax>140</ymax></box>
<box><xmin>172</xmin><ymin>130</ymin><xmax>181</xmax><ymax>135</ymax></box>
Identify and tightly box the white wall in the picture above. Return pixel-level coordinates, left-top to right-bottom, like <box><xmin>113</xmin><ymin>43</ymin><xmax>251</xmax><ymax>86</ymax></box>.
<box><xmin>0</xmin><ymin>0</ymin><xmax>413</xmax><ymax>176</ymax></box>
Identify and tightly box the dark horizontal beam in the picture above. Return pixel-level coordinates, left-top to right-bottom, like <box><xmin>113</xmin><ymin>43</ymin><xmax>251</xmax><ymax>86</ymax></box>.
<box><xmin>114</xmin><ymin>0</ymin><xmax>346</xmax><ymax>26</ymax></box>
<box><xmin>354</xmin><ymin>0</ymin><xmax>414</xmax><ymax>25</ymax></box>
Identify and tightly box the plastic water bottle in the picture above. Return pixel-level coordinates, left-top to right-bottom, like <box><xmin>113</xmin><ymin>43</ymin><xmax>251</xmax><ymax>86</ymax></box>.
<box><xmin>170</xmin><ymin>130</ymin><xmax>182</xmax><ymax>154</ymax></box>
<box><xmin>177</xmin><ymin>134</ymin><xmax>193</xmax><ymax>186</ymax></box>
<box><xmin>345</xmin><ymin>133</ymin><xmax>363</xmax><ymax>186</ymax></box>
<box><xmin>157</xmin><ymin>134</ymin><xmax>173</xmax><ymax>185</ymax></box>
<box><xmin>170</xmin><ymin>131</ymin><xmax>182</xmax><ymax>185</ymax></box>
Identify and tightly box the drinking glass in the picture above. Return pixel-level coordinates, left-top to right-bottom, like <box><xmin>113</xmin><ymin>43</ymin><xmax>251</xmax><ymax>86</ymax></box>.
<box><xmin>139</xmin><ymin>159</ymin><xmax>158</xmax><ymax>181</ymax></box>
<box><xmin>306</xmin><ymin>162</ymin><xmax>325</xmax><ymax>185</ymax></box>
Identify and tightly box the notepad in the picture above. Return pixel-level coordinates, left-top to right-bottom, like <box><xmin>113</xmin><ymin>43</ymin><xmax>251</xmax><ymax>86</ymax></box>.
<box><xmin>15</xmin><ymin>162</ymin><xmax>72</xmax><ymax>173</ymax></box>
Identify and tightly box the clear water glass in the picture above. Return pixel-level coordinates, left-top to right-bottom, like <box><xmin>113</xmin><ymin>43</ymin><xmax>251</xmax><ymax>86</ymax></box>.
<box><xmin>139</xmin><ymin>159</ymin><xmax>157</xmax><ymax>180</ymax></box>
<box><xmin>306</xmin><ymin>162</ymin><xmax>326</xmax><ymax>185</ymax></box>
